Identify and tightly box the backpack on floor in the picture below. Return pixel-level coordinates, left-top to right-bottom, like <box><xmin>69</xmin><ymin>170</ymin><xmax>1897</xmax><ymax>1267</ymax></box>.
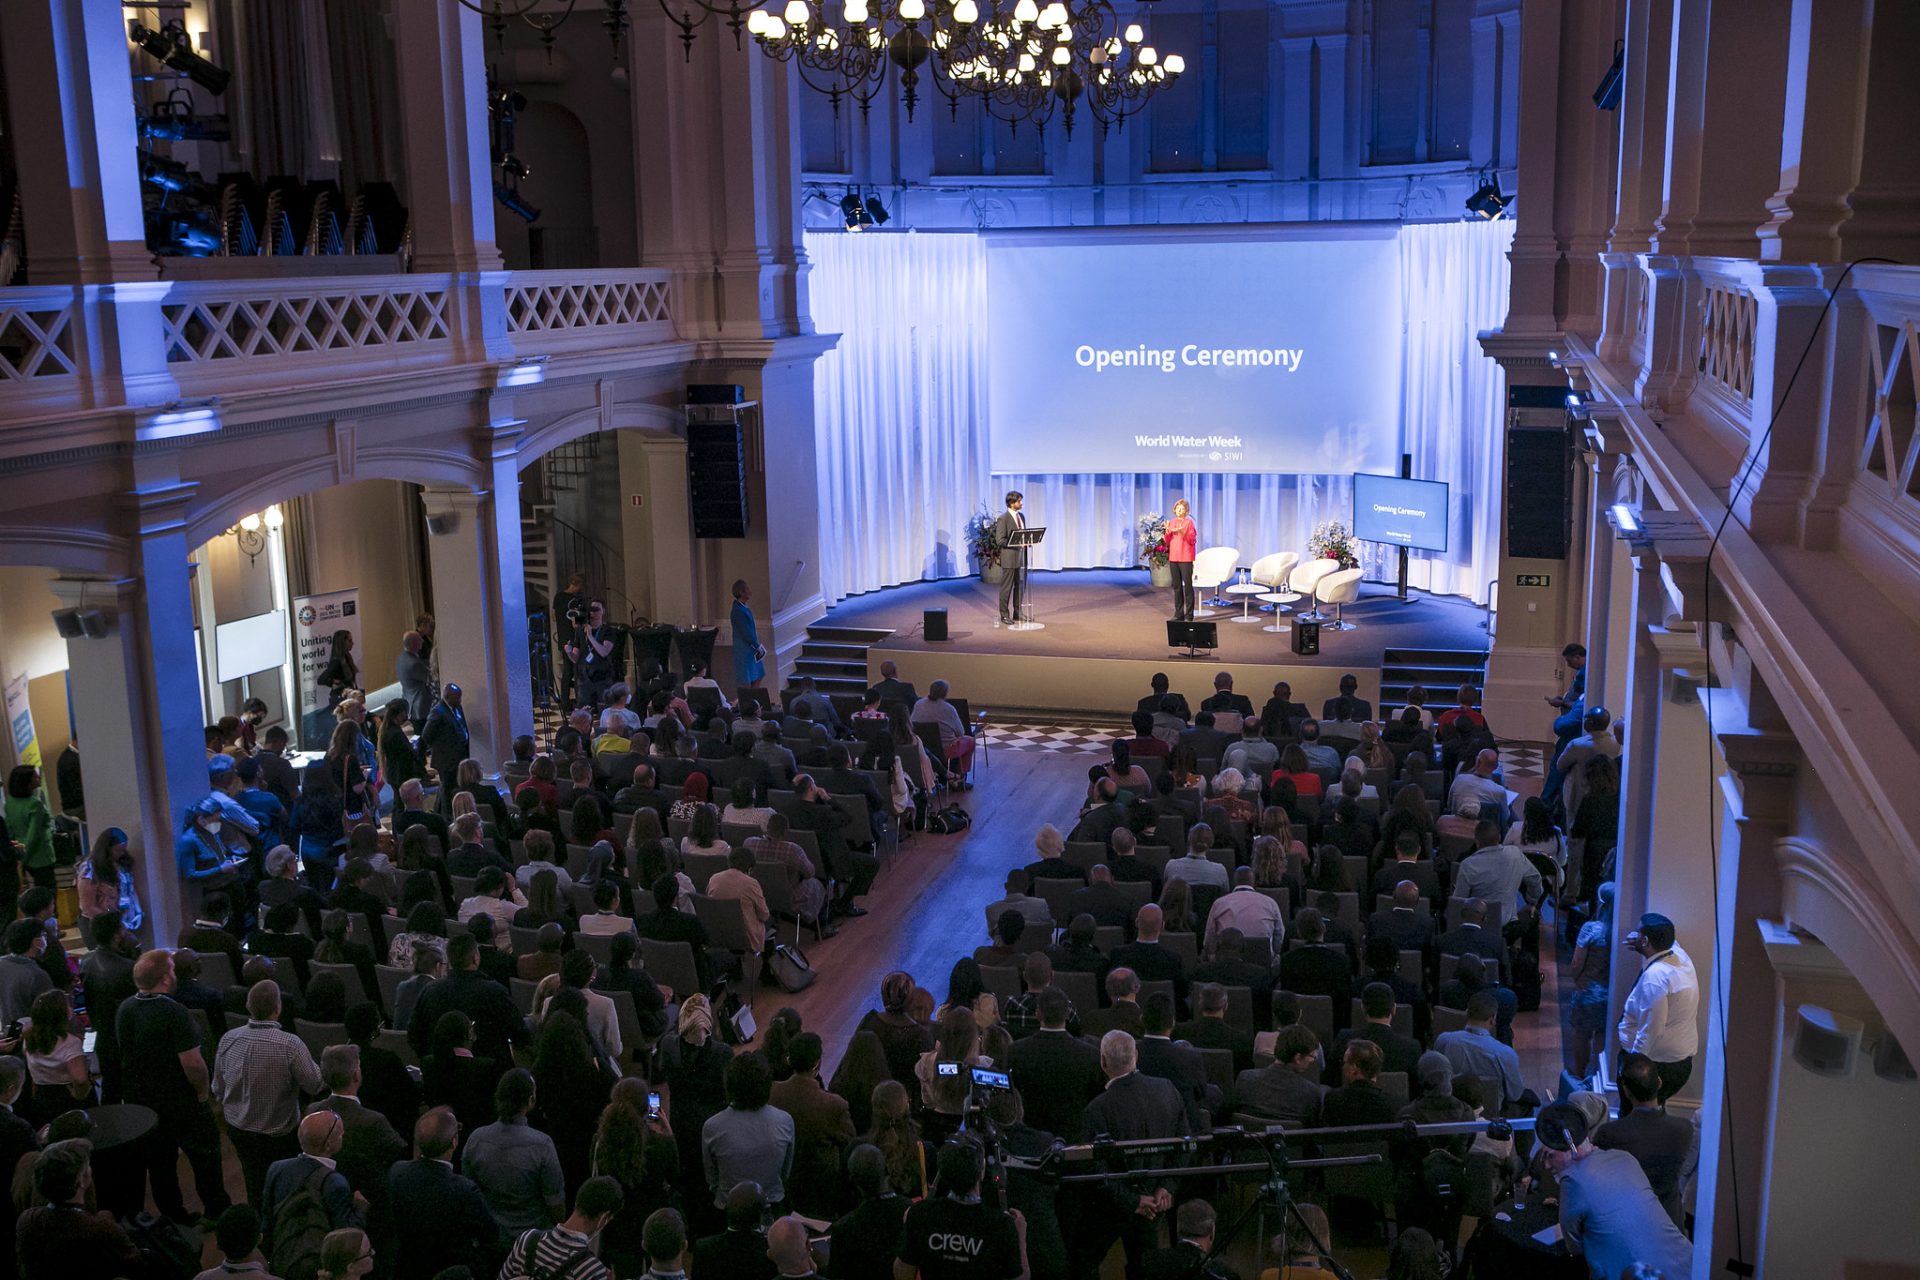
<box><xmin>121</xmin><ymin>1212</ymin><xmax>201</xmax><ymax>1280</ymax></box>
<box><xmin>926</xmin><ymin>805</ymin><xmax>971</xmax><ymax>835</ymax></box>
<box><xmin>1511</xmin><ymin>947</ymin><xmax>1543</xmax><ymax>1012</ymax></box>
<box><xmin>269</xmin><ymin>1163</ymin><xmax>338</xmax><ymax>1280</ymax></box>
<box><xmin>768</xmin><ymin>941</ymin><xmax>818</xmax><ymax>992</ymax></box>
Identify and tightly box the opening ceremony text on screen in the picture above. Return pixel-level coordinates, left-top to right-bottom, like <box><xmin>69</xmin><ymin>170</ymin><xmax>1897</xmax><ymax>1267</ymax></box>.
<box><xmin>985</xmin><ymin>227</ymin><xmax>1404</xmax><ymax>476</ymax></box>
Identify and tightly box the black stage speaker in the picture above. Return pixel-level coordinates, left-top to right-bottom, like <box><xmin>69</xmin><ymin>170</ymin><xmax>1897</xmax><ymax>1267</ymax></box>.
<box><xmin>1291</xmin><ymin>619</ymin><xmax>1321</xmax><ymax>656</ymax></box>
<box><xmin>687</xmin><ymin>420</ymin><xmax>749</xmax><ymax>539</ymax></box>
<box><xmin>1168</xmin><ymin>620</ymin><xmax>1218</xmax><ymax>652</ymax></box>
<box><xmin>686</xmin><ymin>383</ymin><xmax>745</xmax><ymax>405</ymax></box>
<box><xmin>1507</xmin><ymin>424</ymin><xmax>1573</xmax><ymax>559</ymax></box>
<box><xmin>924</xmin><ymin>608</ymin><xmax>949</xmax><ymax>642</ymax></box>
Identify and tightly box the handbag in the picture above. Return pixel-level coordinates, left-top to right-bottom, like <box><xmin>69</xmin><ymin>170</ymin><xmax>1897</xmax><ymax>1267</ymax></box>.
<box><xmin>716</xmin><ymin>990</ymin><xmax>757</xmax><ymax>1044</ymax></box>
<box><xmin>767</xmin><ymin>941</ymin><xmax>817</xmax><ymax>992</ymax></box>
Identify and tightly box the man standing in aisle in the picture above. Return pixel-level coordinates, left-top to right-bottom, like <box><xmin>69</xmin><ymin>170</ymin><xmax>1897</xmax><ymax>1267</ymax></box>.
<box><xmin>994</xmin><ymin>490</ymin><xmax>1028</xmax><ymax>627</ymax></box>
<box><xmin>1617</xmin><ymin>913</ymin><xmax>1700</xmax><ymax>1103</ymax></box>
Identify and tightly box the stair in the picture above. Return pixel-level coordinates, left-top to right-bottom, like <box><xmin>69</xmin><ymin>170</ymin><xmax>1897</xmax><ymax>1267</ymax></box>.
<box><xmin>1379</xmin><ymin>646</ymin><xmax>1490</xmax><ymax>711</ymax></box>
<box><xmin>787</xmin><ymin>624</ymin><xmax>893</xmax><ymax>698</ymax></box>
<box><xmin>520</xmin><ymin>511</ymin><xmax>555</xmax><ymax>620</ymax></box>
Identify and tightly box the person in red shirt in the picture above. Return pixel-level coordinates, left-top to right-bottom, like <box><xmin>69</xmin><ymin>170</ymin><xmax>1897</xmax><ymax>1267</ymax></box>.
<box><xmin>1165</xmin><ymin>499</ymin><xmax>1198</xmax><ymax>621</ymax></box>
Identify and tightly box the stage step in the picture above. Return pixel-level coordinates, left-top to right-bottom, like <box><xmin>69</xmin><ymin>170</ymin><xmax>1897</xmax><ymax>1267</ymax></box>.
<box><xmin>782</xmin><ymin>623</ymin><xmax>891</xmax><ymax>702</ymax></box>
<box><xmin>794</xmin><ymin>657</ymin><xmax>867</xmax><ymax>680</ymax></box>
<box><xmin>1379</xmin><ymin>644</ymin><xmax>1488</xmax><ymax>712</ymax></box>
<box><xmin>806</xmin><ymin>625</ymin><xmax>893</xmax><ymax>645</ymax></box>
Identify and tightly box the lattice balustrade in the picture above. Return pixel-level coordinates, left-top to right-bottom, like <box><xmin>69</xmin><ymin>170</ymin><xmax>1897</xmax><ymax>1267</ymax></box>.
<box><xmin>160</xmin><ymin>282</ymin><xmax>450</xmax><ymax>364</ymax></box>
<box><xmin>0</xmin><ymin>297</ymin><xmax>77</xmax><ymax>381</ymax></box>
<box><xmin>1861</xmin><ymin>318</ymin><xmax>1920</xmax><ymax>494</ymax></box>
<box><xmin>504</xmin><ymin>273</ymin><xmax>671</xmax><ymax>335</ymax></box>
<box><xmin>1698</xmin><ymin>283</ymin><xmax>1757</xmax><ymax>402</ymax></box>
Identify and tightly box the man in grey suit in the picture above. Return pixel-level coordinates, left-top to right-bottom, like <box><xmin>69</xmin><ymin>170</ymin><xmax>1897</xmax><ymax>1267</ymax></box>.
<box><xmin>396</xmin><ymin>630</ymin><xmax>435</xmax><ymax>727</ymax></box>
<box><xmin>993</xmin><ymin>490</ymin><xmax>1028</xmax><ymax>625</ymax></box>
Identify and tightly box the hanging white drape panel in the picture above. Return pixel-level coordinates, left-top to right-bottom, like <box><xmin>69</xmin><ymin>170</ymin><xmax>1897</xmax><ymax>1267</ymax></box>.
<box><xmin>807</xmin><ymin>220</ymin><xmax>1511</xmax><ymax>607</ymax></box>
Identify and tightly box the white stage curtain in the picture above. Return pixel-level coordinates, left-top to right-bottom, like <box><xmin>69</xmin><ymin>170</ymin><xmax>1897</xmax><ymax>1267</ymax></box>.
<box><xmin>807</xmin><ymin>220</ymin><xmax>1511</xmax><ymax>607</ymax></box>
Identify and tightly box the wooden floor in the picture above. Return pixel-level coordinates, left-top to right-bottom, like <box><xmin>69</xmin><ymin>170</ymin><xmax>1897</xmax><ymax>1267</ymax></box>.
<box><xmin>745</xmin><ymin>740</ymin><xmax>1571</xmax><ymax>1276</ymax></box>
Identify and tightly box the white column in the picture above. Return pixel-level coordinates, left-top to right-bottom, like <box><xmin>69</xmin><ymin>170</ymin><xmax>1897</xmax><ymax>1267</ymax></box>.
<box><xmin>1609</xmin><ymin>0</ymin><xmax>1675</xmax><ymax>256</ymax></box>
<box><xmin>1756</xmin><ymin>0</ymin><xmax>1871</xmax><ymax>263</ymax></box>
<box><xmin>52</xmin><ymin>487</ymin><xmax>213</xmax><ymax>946</ymax></box>
<box><xmin>1580</xmin><ymin>440</ymin><xmax>1625</xmax><ymax>709</ymax></box>
<box><xmin>1691</xmin><ymin>724</ymin><xmax>1793</xmax><ymax>1280</ymax></box>
<box><xmin>1276</xmin><ymin>37</ymin><xmax>1311</xmax><ymax>181</ymax></box>
<box><xmin>1468</xmin><ymin>14</ymin><xmax>1500</xmax><ymax>167</ymax></box>
<box><xmin>1313</xmin><ymin>34</ymin><xmax>1349</xmax><ymax>191</ymax></box>
<box><xmin>1607</xmin><ymin>544</ymin><xmax>1667</xmax><ymax>1027</ymax></box>
<box><xmin>1503</xmin><ymin>0</ymin><xmax>1564</xmax><ymax>334</ymax></box>
<box><xmin>420</xmin><ymin>427</ymin><xmax>531</xmax><ymax>776</ymax></box>
<box><xmin>0</xmin><ymin>0</ymin><xmax>157</xmax><ymax>284</ymax></box>
<box><xmin>392</xmin><ymin>0</ymin><xmax>503</xmax><ymax>275</ymax></box>
<box><xmin>1657</xmin><ymin>0</ymin><xmax>1791</xmax><ymax>257</ymax></box>
<box><xmin>1839</xmin><ymin>0</ymin><xmax>1920</xmax><ymax>263</ymax></box>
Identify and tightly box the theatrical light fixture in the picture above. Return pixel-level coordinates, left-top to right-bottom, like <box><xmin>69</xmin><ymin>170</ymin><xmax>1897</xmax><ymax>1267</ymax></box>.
<box><xmin>840</xmin><ymin>193</ymin><xmax>871</xmax><ymax>230</ymax></box>
<box><xmin>864</xmin><ymin>196</ymin><xmax>890</xmax><ymax>227</ymax></box>
<box><xmin>494</xmin><ymin>181</ymin><xmax>542</xmax><ymax>223</ymax></box>
<box><xmin>1610</xmin><ymin>502</ymin><xmax>1641</xmax><ymax>536</ymax></box>
<box><xmin>1593</xmin><ymin>40</ymin><xmax>1625</xmax><ymax>110</ymax></box>
<box><xmin>1464</xmin><ymin>175</ymin><xmax>1509</xmax><ymax>220</ymax></box>
<box><xmin>128</xmin><ymin>20</ymin><xmax>231</xmax><ymax>96</ymax></box>
<box><xmin>139</xmin><ymin>94</ymin><xmax>231</xmax><ymax>144</ymax></box>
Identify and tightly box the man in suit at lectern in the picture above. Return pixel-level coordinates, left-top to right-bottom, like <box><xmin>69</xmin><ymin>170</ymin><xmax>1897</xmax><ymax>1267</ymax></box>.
<box><xmin>994</xmin><ymin>490</ymin><xmax>1028</xmax><ymax>626</ymax></box>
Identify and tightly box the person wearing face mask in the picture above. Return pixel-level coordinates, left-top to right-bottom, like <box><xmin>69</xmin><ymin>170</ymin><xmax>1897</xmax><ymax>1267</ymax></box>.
<box><xmin>178</xmin><ymin>798</ymin><xmax>249</xmax><ymax>928</ymax></box>
<box><xmin>79</xmin><ymin>829</ymin><xmax>142</xmax><ymax>936</ymax></box>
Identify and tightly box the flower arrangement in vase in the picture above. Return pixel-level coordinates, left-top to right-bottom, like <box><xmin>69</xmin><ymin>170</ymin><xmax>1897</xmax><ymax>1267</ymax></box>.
<box><xmin>1308</xmin><ymin>519</ymin><xmax>1361</xmax><ymax>570</ymax></box>
<box><xmin>965</xmin><ymin>507</ymin><xmax>1004</xmax><ymax>582</ymax></box>
<box><xmin>1137</xmin><ymin>512</ymin><xmax>1174</xmax><ymax>586</ymax></box>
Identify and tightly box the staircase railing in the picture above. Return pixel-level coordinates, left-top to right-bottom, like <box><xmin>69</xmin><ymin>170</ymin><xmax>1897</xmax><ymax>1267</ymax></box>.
<box><xmin>546</xmin><ymin>512</ymin><xmax>638</xmax><ymax>622</ymax></box>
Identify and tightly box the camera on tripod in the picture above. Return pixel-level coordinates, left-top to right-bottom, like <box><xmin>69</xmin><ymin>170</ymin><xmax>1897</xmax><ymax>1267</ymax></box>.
<box><xmin>935</xmin><ymin>1064</ymin><xmax>1017</xmax><ymax>1210</ymax></box>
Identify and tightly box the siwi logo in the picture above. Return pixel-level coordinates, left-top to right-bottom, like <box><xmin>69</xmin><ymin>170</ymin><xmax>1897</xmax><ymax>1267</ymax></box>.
<box><xmin>297</xmin><ymin>605</ymin><xmax>317</xmax><ymax>626</ymax></box>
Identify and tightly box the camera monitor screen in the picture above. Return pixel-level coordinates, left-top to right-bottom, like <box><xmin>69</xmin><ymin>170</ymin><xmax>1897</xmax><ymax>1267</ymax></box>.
<box><xmin>970</xmin><ymin>1066</ymin><xmax>1012</xmax><ymax>1091</ymax></box>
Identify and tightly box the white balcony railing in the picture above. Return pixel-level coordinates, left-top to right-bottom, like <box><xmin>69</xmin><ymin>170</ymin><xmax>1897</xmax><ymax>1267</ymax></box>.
<box><xmin>0</xmin><ymin>266</ymin><xmax>676</xmax><ymax>417</ymax></box>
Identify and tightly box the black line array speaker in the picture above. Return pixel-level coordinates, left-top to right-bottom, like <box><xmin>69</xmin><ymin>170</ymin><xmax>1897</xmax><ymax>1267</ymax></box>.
<box><xmin>687</xmin><ymin>419</ymin><xmax>749</xmax><ymax>539</ymax></box>
<box><xmin>1507</xmin><ymin>424</ymin><xmax>1573</xmax><ymax>559</ymax></box>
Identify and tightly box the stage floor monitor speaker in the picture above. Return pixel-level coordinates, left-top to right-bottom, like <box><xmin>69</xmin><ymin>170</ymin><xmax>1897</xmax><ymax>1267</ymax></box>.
<box><xmin>925</xmin><ymin>608</ymin><xmax>949</xmax><ymax>642</ymax></box>
<box><xmin>1291</xmin><ymin>619</ymin><xmax>1321</xmax><ymax>655</ymax></box>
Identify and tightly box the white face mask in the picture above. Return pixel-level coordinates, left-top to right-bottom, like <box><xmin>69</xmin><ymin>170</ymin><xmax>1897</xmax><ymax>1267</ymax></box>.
<box><xmin>204</xmin><ymin>821</ymin><xmax>223</xmax><ymax>837</ymax></box>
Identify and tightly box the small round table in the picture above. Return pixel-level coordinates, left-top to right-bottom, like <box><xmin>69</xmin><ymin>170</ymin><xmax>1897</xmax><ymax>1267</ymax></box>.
<box><xmin>1226</xmin><ymin>578</ymin><xmax>1268</xmax><ymax>623</ymax></box>
<box><xmin>1257</xmin><ymin>591</ymin><xmax>1298</xmax><ymax>632</ymax></box>
<box><xmin>1464</xmin><ymin>1199</ymin><xmax>1588</xmax><ymax>1280</ymax></box>
<box><xmin>81</xmin><ymin>1103</ymin><xmax>158</xmax><ymax>1217</ymax></box>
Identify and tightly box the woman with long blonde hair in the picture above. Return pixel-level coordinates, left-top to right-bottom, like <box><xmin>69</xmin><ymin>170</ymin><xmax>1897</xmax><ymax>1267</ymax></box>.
<box><xmin>863</xmin><ymin>1079</ymin><xmax>929</xmax><ymax>1197</ymax></box>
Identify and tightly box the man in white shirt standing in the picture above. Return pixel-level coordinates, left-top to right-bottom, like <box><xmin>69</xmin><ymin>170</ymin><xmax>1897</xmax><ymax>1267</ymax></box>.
<box><xmin>1617</xmin><ymin>913</ymin><xmax>1699</xmax><ymax>1104</ymax></box>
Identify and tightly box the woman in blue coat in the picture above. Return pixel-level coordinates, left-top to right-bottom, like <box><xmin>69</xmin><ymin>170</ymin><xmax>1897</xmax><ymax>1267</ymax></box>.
<box><xmin>730</xmin><ymin>578</ymin><xmax>766</xmax><ymax>693</ymax></box>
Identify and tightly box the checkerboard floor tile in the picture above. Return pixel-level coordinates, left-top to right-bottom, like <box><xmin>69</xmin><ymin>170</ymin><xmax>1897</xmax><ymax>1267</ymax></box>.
<box><xmin>1497</xmin><ymin>742</ymin><xmax>1551</xmax><ymax>779</ymax></box>
<box><xmin>983</xmin><ymin>722</ymin><xmax>1127</xmax><ymax>755</ymax></box>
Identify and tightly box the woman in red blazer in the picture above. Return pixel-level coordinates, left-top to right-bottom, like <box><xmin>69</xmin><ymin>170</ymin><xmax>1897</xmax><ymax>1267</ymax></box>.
<box><xmin>1165</xmin><ymin>498</ymin><xmax>1198</xmax><ymax>620</ymax></box>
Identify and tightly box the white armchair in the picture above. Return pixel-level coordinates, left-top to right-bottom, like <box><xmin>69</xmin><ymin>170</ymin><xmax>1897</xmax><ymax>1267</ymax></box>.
<box><xmin>1248</xmin><ymin>551</ymin><xmax>1300</xmax><ymax>629</ymax></box>
<box><xmin>1192</xmin><ymin>546</ymin><xmax>1241</xmax><ymax>615</ymax></box>
<box><xmin>1316</xmin><ymin>566</ymin><xmax>1365</xmax><ymax>630</ymax></box>
<box><xmin>1289</xmin><ymin>557</ymin><xmax>1340</xmax><ymax>622</ymax></box>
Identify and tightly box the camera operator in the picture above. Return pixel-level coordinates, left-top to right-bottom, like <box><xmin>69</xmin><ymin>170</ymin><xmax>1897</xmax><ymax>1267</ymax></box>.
<box><xmin>895</xmin><ymin>1138</ymin><xmax>1026</xmax><ymax>1280</ymax></box>
<box><xmin>553</xmin><ymin>572</ymin><xmax>587</xmax><ymax>708</ymax></box>
<box><xmin>985</xmin><ymin>1089</ymin><xmax>1067</xmax><ymax>1280</ymax></box>
<box><xmin>565</xmin><ymin>597</ymin><xmax>617</xmax><ymax>712</ymax></box>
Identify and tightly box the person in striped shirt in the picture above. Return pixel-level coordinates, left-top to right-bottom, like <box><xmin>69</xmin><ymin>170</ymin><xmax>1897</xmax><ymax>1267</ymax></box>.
<box><xmin>498</xmin><ymin>1174</ymin><xmax>625</xmax><ymax>1280</ymax></box>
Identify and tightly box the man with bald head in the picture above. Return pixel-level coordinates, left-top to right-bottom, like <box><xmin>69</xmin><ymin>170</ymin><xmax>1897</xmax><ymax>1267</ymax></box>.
<box><xmin>1110</xmin><ymin>902</ymin><xmax>1189</xmax><ymax>1010</ymax></box>
<box><xmin>1078</xmin><ymin>1030</ymin><xmax>1189</xmax><ymax>1277</ymax></box>
<box><xmin>388</xmin><ymin>1107</ymin><xmax>497</xmax><ymax>1280</ymax></box>
<box><xmin>768</xmin><ymin>1215</ymin><xmax>821</xmax><ymax>1278</ymax></box>
<box><xmin>1066</xmin><ymin>863</ymin><xmax>1137</xmax><ymax>936</ymax></box>
<box><xmin>1447</xmin><ymin>748</ymin><xmax>1509</xmax><ymax>821</ymax></box>
<box><xmin>262</xmin><ymin>1110</ymin><xmax>366</xmax><ymax>1249</ymax></box>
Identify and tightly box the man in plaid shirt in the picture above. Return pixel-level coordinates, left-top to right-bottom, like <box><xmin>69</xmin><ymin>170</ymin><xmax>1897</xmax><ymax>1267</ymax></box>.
<box><xmin>999</xmin><ymin>953</ymin><xmax>1080</xmax><ymax>1040</ymax></box>
<box><xmin>212</xmin><ymin>979</ymin><xmax>322</xmax><ymax>1207</ymax></box>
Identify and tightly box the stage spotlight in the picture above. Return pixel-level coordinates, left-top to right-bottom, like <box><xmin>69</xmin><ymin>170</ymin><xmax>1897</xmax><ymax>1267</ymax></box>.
<box><xmin>146</xmin><ymin>209</ymin><xmax>220</xmax><ymax>256</ymax></box>
<box><xmin>840</xmin><ymin>192</ymin><xmax>873</xmax><ymax>231</ymax></box>
<box><xmin>1465</xmin><ymin>177</ymin><xmax>1509</xmax><ymax>220</ymax></box>
<box><xmin>1593</xmin><ymin>41</ymin><xmax>1625</xmax><ymax>110</ymax></box>
<box><xmin>139</xmin><ymin>152</ymin><xmax>197</xmax><ymax>195</ymax></box>
<box><xmin>494</xmin><ymin>181</ymin><xmax>541</xmax><ymax>224</ymax></box>
<box><xmin>129</xmin><ymin>21</ymin><xmax>231</xmax><ymax>96</ymax></box>
<box><xmin>140</xmin><ymin>96</ymin><xmax>231</xmax><ymax>144</ymax></box>
<box><xmin>864</xmin><ymin>195</ymin><xmax>890</xmax><ymax>227</ymax></box>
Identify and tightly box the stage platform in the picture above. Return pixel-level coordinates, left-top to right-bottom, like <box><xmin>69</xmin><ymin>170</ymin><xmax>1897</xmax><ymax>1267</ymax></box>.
<box><xmin>817</xmin><ymin>568</ymin><xmax>1491</xmax><ymax>719</ymax></box>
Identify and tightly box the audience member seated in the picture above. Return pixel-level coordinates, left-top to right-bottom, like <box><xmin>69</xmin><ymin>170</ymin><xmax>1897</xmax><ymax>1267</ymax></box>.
<box><xmin>1047</xmin><ymin>915</ymin><xmax>1112</xmax><ymax>986</ymax></box>
<box><xmin>1321</xmin><ymin>1038</ymin><xmax>1397</xmax><ymax>1127</ymax></box>
<box><xmin>1067</xmin><ymin>865</ymin><xmax>1136</xmax><ymax>936</ymax></box>
<box><xmin>1278</xmin><ymin>909</ymin><xmax>1352</xmax><ymax>1027</ymax></box>
<box><xmin>1433</xmin><ymin>991</ymin><xmax>1531</xmax><ymax>1115</ymax></box>
<box><xmin>1453</xmin><ymin>819</ymin><xmax>1542</xmax><ymax>915</ymax></box>
<box><xmin>1162</xmin><ymin>824</ymin><xmax>1228</xmax><ymax>894</ymax></box>
<box><xmin>1081</xmin><ymin>968</ymin><xmax>1145</xmax><ymax>1041</ymax></box>
<box><xmin>748</xmin><ymin>812</ymin><xmax>831</xmax><ymax>930</ymax></box>
<box><xmin>1368</xmin><ymin>881</ymin><xmax>1436</xmax><ymax>955</ymax></box>
<box><xmin>1234</xmin><ymin>1024</ymin><xmax>1325</xmax><ymax>1127</ymax></box>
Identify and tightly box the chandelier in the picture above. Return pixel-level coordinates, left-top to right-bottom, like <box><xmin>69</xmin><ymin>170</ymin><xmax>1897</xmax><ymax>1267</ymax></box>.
<box><xmin>743</xmin><ymin>0</ymin><xmax>1183</xmax><ymax>135</ymax></box>
<box><xmin>452</xmin><ymin>0</ymin><xmax>635</xmax><ymax>58</ymax></box>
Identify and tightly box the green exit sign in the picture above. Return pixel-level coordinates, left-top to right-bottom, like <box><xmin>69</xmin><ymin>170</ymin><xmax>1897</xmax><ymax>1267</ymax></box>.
<box><xmin>1515</xmin><ymin>573</ymin><xmax>1553</xmax><ymax>588</ymax></box>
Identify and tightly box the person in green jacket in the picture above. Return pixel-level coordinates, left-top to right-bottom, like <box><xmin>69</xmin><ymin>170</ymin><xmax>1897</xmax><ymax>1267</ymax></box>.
<box><xmin>4</xmin><ymin>766</ymin><xmax>55</xmax><ymax>891</ymax></box>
